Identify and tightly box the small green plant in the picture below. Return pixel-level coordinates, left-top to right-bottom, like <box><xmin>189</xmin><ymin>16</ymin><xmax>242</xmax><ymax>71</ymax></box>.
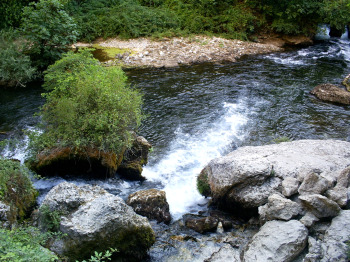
<box><xmin>0</xmin><ymin>226</ymin><xmax>58</xmax><ymax>261</ymax></box>
<box><xmin>39</xmin><ymin>204</ymin><xmax>63</xmax><ymax>233</ymax></box>
<box><xmin>79</xmin><ymin>248</ymin><xmax>118</xmax><ymax>262</ymax></box>
<box><xmin>272</xmin><ymin>136</ymin><xmax>292</xmax><ymax>144</ymax></box>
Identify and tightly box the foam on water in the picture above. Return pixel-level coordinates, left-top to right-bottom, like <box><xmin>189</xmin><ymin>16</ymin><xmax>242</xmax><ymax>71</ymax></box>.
<box><xmin>142</xmin><ymin>101</ymin><xmax>248</xmax><ymax>219</ymax></box>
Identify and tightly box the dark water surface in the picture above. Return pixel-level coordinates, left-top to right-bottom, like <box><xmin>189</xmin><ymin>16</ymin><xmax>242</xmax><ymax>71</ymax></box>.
<box><xmin>1</xmin><ymin>38</ymin><xmax>350</xmax><ymax>219</ymax></box>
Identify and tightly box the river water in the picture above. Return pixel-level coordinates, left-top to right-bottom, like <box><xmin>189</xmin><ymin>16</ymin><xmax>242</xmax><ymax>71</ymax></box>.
<box><xmin>1</xmin><ymin>35</ymin><xmax>350</xmax><ymax>221</ymax></box>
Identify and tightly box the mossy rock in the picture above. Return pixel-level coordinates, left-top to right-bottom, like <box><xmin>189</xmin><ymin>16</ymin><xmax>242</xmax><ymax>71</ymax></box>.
<box><xmin>117</xmin><ymin>161</ymin><xmax>145</xmax><ymax>181</ymax></box>
<box><xmin>197</xmin><ymin>168</ymin><xmax>211</xmax><ymax>197</ymax></box>
<box><xmin>0</xmin><ymin>159</ymin><xmax>38</xmax><ymax>225</ymax></box>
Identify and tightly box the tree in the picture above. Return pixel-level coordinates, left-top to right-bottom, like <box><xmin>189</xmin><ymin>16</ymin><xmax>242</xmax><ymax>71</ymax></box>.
<box><xmin>21</xmin><ymin>0</ymin><xmax>79</xmax><ymax>70</ymax></box>
<box><xmin>29</xmin><ymin>50</ymin><xmax>143</xmax><ymax>156</ymax></box>
<box><xmin>321</xmin><ymin>0</ymin><xmax>350</xmax><ymax>35</ymax></box>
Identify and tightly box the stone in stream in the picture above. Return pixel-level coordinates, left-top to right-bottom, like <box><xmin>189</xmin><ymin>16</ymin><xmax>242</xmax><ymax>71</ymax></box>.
<box><xmin>310</xmin><ymin>83</ymin><xmax>350</xmax><ymax>105</ymax></box>
<box><xmin>242</xmin><ymin>220</ymin><xmax>308</xmax><ymax>262</ymax></box>
<box><xmin>36</xmin><ymin>182</ymin><xmax>155</xmax><ymax>261</ymax></box>
<box><xmin>127</xmin><ymin>189</ymin><xmax>171</xmax><ymax>224</ymax></box>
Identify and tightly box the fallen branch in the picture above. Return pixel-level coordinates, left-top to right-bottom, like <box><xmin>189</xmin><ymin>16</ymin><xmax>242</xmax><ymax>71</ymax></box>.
<box><xmin>342</xmin><ymin>73</ymin><xmax>350</xmax><ymax>91</ymax></box>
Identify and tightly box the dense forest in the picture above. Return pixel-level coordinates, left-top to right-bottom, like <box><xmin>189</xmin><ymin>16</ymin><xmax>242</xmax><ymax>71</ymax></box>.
<box><xmin>1</xmin><ymin>0</ymin><xmax>350</xmax><ymax>88</ymax></box>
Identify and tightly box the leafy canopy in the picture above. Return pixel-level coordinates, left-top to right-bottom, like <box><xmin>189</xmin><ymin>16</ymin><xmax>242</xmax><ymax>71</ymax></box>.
<box><xmin>30</xmin><ymin>50</ymin><xmax>143</xmax><ymax>155</ymax></box>
<box><xmin>21</xmin><ymin>0</ymin><xmax>79</xmax><ymax>69</ymax></box>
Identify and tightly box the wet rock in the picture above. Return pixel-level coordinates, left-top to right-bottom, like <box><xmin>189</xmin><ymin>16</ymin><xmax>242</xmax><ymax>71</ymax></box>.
<box><xmin>127</xmin><ymin>189</ymin><xmax>171</xmax><ymax>224</ymax></box>
<box><xmin>28</xmin><ymin>146</ymin><xmax>124</xmax><ymax>177</ymax></box>
<box><xmin>299</xmin><ymin>194</ymin><xmax>341</xmax><ymax>219</ymax></box>
<box><xmin>199</xmin><ymin>140</ymin><xmax>350</xmax><ymax>212</ymax></box>
<box><xmin>38</xmin><ymin>182</ymin><xmax>155</xmax><ymax>261</ymax></box>
<box><xmin>243</xmin><ymin>220</ymin><xmax>308</xmax><ymax>262</ymax></box>
<box><xmin>282</xmin><ymin>35</ymin><xmax>313</xmax><ymax>46</ymax></box>
<box><xmin>310</xmin><ymin>83</ymin><xmax>350</xmax><ymax>105</ymax></box>
<box><xmin>258</xmin><ymin>193</ymin><xmax>302</xmax><ymax>222</ymax></box>
<box><xmin>282</xmin><ymin>177</ymin><xmax>300</xmax><ymax>197</ymax></box>
<box><xmin>205</xmin><ymin>244</ymin><xmax>240</xmax><ymax>262</ymax></box>
<box><xmin>185</xmin><ymin>216</ymin><xmax>219</xmax><ymax>234</ymax></box>
<box><xmin>298</xmin><ymin>172</ymin><xmax>332</xmax><ymax>195</ymax></box>
<box><xmin>117</xmin><ymin>135</ymin><xmax>152</xmax><ymax>181</ymax></box>
<box><xmin>0</xmin><ymin>201</ymin><xmax>11</xmax><ymax>228</ymax></box>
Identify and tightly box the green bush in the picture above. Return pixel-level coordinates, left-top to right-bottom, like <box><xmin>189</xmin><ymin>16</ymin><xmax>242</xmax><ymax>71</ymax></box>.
<box><xmin>29</xmin><ymin>50</ymin><xmax>143</xmax><ymax>156</ymax></box>
<box><xmin>0</xmin><ymin>158</ymin><xmax>37</xmax><ymax>223</ymax></box>
<box><xmin>0</xmin><ymin>226</ymin><xmax>58</xmax><ymax>261</ymax></box>
<box><xmin>21</xmin><ymin>0</ymin><xmax>79</xmax><ymax>70</ymax></box>
<box><xmin>0</xmin><ymin>29</ymin><xmax>36</xmax><ymax>88</ymax></box>
<box><xmin>0</xmin><ymin>0</ymin><xmax>33</xmax><ymax>30</ymax></box>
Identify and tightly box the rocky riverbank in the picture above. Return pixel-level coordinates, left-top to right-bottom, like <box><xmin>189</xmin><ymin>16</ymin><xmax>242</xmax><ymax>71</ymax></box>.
<box><xmin>75</xmin><ymin>36</ymin><xmax>283</xmax><ymax>68</ymax></box>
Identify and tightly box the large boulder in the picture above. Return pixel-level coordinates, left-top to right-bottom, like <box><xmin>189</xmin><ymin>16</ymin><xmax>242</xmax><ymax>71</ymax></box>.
<box><xmin>28</xmin><ymin>146</ymin><xmax>124</xmax><ymax>177</ymax></box>
<box><xmin>127</xmin><ymin>189</ymin><xmax>171</xmax><ymax>224</ymax></box>
<box><xmin>198</xmin><ymin>140</ymin><xmax>350</xmax><ymax>213</ymax></box>
<box><xmin>242</xmin><ymin>220</ymin><xmax>308</xmax><ymax>262</ymax></box>
<box><xmin>310</xmin><ymin>83</ymin><xmax>350</xmax><ymax>105</ymax></box>
<box><xmin>28</xmin><ymin>135</ymin><xmax>152</xmax><ymax>180</ymax></box>
<box><xmin>37</xmin><ymin>182</ymin><xmax>155</xmax><ymax>261</ymax></box>
<box><xmin>299</xmin><ymin>194</ymin><xmax>341</xmax><ymax>219</ymax></box>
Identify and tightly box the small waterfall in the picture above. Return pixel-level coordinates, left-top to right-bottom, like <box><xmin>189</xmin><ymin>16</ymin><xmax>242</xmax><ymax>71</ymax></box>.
<box><xmin>142</xmin><ymin>101</ymin><xmax>248</xmax><ymax>220</ymax></box>
<box><xmin>315</xmin><ymin>24</ymin><xmax>349</xmax><ymax>40</ymax></box>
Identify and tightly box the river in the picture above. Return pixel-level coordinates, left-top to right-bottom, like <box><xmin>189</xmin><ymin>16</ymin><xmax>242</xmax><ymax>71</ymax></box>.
<box><xmin>1</xmin><ymin>33</ymin><xmax>350</xmax><ymax>222</ymax></box>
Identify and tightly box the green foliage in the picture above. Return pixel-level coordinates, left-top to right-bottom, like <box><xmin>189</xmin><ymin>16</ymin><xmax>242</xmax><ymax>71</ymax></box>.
<box><xmin>0</xmin><ymin>226</ymin><xmax>58</xmax><ymax>261</ymax></box>
<box><xmin>21</xmin><ymin>0</ymin><xmax>79</xmax><ymax>69</ymax></box>
<box><xmin>271</xmin><ymin>136</ymin><xmax>292</xmax><ymax>144</ymax></box>
<box><xmin>321</xmin><ymin>0</ymin><xmax>350</xmax><ymax>32</ymax></box>
<box><xmin>247</xmin><ymin>0</ymin><xmax>323</xmax><ymax>35</ymax></box>
<box><xmin>79</xmin><ymin>248</ymin><xmax>118</xmax><ymax>262</ymax></box>
<box><xmin>0</xmin><ymin>158</ymin><xmax>38</xmax><ymax>223</ymax></box>
<box><xmin>29</xmin><ymin>50</ymin><xmax>143</xmax><ymax>156</ymax></box>
<box><xmin>197</xmin><ymin>169</ymin><xmax>211</xmax><ymax>197</ymax></box>
<box><xmin>39</xmin><ymin>204</ymin><xmax>62</xmax><ymax>232</ymax></box>
<box><xmin>66</xmin><ymin>0</ymin><xmax>179</xmax><ymax>41</ymax></box>
<box><xmin>0</xmin><ymin>0</ymin><xmax>33</xmax><ymax>30</ymax></box>
<box><xmin>0</xmin><ymin>29</ymin><xmax>36</xmax><ymax>88</ymax></box>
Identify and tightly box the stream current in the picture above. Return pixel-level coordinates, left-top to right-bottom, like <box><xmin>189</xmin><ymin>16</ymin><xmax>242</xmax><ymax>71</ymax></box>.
<box><xmin>1</xmin><ymin>34</ymin><xmax>350</xmax><ymax>222</ymax></box>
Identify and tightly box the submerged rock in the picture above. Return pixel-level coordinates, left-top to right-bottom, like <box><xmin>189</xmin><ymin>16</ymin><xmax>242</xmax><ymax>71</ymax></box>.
<box><xmin>242</xmin><ymin>220</ymin><xmax>308</xmax><ymax>262</ymax></box>
<box><xmin>37</xmin><ymin>182</ymin><xmax>155</xmax><ymax>261</ymax></box>
<box><xmin>185</xmin><ymin>216</ymin><xmax>219</xmax><ymax>234</ymax></box>
<box><xmin>127</xmin><ymin>189</ymin><xmax>171</xmax><ymax>224</ymax></box>
<box><xmin>310</xmin><ymin>83</ymin><xmax>350</xmax><ymax>105</ymax></box>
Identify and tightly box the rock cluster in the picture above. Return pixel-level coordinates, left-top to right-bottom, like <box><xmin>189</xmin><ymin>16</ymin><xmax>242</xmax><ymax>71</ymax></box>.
<box><xmin>76</xmin><ymin>36</ymin><xmax>282</xmax><ymax>68</ymax></box>
<box><xmin>36</xmin><ymin>182</ymin><xmax>155</xmax><ymax>261</ymax></box>
<box><xmin>198</xmin><ymin>139</ymin><xmax>350</xmax><ymax>261</ymax></box>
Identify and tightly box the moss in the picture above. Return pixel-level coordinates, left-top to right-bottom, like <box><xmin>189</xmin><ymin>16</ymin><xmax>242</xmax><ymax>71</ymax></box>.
<box><xmin>197</xmin><ymin>168</ymin><xmax>211</xmax><ymax>197</ymax></box>
<box><xmin>0</xmin><ymin>158</ymin><xmax>38</xmax><ymax>224</ymax></box>
<box><xmin>92</xmin><ymin>45</ymin><xmax>133</xmax><ymax>60</ymax></box>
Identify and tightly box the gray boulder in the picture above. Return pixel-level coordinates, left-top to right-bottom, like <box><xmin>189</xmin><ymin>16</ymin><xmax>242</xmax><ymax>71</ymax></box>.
<box><xmin>299</xmin><ymin>194</ymin><xmax>341</xmax><ymax>219</ymax></box>
<box><xmin>320</xmin><ymin>210</ymin><xmax>350</xmax><ymax>262</ymax></box>
<box><xmin>299</xmin><ymin>212</ymin><xmax>319</xmax><ymax>228</ymax></box>
<box><xmin>38</xmin><ymin>182</ymin><xmax>155</xmax><ymax>261</ymax></box>
<box><xmin>258</xmin><ymin>193</ymin><xmax>302</xmax><ymax>222</ymax></box>
<box><xmin>242</xmin><ymin>220</ymin><xmax>308</xmax><ymax>262</ymax></box>
<box><xmin>326</xmin><ymin>166</ymin><xmax>350</xmax><ymax>207</ymax></box>
<box><xmin>282</xmin><ymin>177</ymin><xmax>300</xmax><ymax>197</ymax></box>
<box><xmin>206</xmin><ymin>244</ymin><xmax>240</xmax><ymax>262</ymax></box>
<box><xmin>298</xmin><ymin>172</ymin><xmax>332</xmax><ymax>195</ymax></box>
<box><xmin>199</xmin><ymin>140</ymin><xmax>350</xmax><ymax>211</ymax></box>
